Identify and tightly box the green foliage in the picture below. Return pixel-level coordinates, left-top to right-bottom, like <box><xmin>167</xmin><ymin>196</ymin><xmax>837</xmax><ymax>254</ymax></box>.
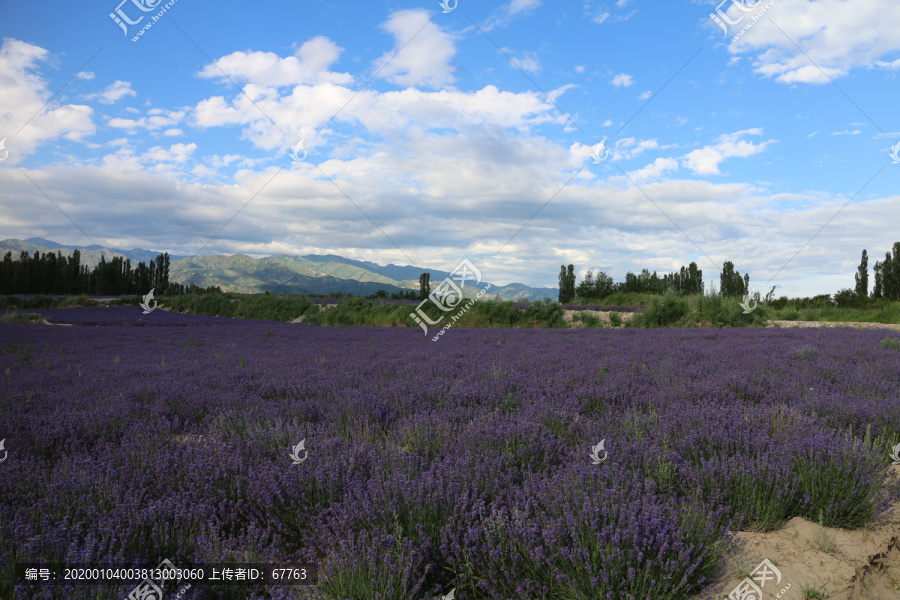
<box><xmin>418</xmin><ymin>272</ymin><xmax>430</xmax><ymax>300</ymax></box>
<box><xmin>573</xmin><ymin>312</ymin><xmax>603</xmax><ymax>328</ymax></box>
<box><xmin>0</xmin><ymin>312</ymin><xmax>43</xmax><ymax>323</ymax></box>
<box><xmin>881</xmin><ymin>337</ymin><xmax>900</xmax><ymax>350</ymax></box>
<box><xmin>833</xmin><ymin>287</ymin><xmax>866</xmax><ymax>309</ymax></box>
<box><xmin>695</xmin><ymin>294</ymin><xmax>768</xmax><ymax>327</ymax></box>
<box><xmin>520</xmin><ymin>301</ymin><xmax>566</xmax><ymax>327</ymax></box>
<box><xmin>165</xmin><ymin>292</ymin><xmax>318</xmax><ymax>322</ymax></box>
<box><xmin>608</xmin><ymin>311</ymin><xmax>623</xmax><ymax>327</ymax></box>
<box><xmin>719</xmin><ymin>260</ymin><xmax>750</xmax><ymax>299</ymax></box>
<box><xmin>630</xmin><ymin>295</ymin><xmax>690</xmax><ymax>328</ymax></box>
<box><xmin>855</xmin><ymin>249</ymin><xmax>869</xmax><ymax>297</ymax></box>
<box><xmin>575</xmin><ymin>269</ymin><xmax>616</xmax><ymax>300</ymax></box>
<box><xmin>558</xmin><ymin>264</ymin><xmax>576</xmax><ymax>303</ymax></box>
<box><xmin>0</xmin><ymin>294</ymin><xmax>99</xmax><ymax>310</ymax></box>
<box><xmin>800</xmin><ymin>582</ymin><xmax>827</xmax><ymax>599</ymax></box>
<box><xmin>498</xmin><ymin>392</ymin><xmax>518</xmax><ymax>414</ymax></box>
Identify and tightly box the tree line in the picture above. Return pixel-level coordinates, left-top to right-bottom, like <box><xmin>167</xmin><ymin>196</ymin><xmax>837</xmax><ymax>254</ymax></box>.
<box><xmin>0</xmin><ymin>250</ymin><xmax>218</xmax><ymax>296</ymax></box>
<box><xmin>558</xmin><ymin>261</ymin><xmax>713</xmax><ymax>303</ymax></box>
<box><xmin>841</xmin><ymin>242</ymin><xmax>900</xmax><ymax>304</ymax></box>
<box><xmin>559</xmin><ymin>240</ymin><xmax>900</xmax><ymax>305</ymax></box>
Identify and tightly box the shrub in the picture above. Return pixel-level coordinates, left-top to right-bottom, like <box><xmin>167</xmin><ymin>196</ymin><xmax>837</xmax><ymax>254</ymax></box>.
<box><xmin>881</xmin><ymin>337</ymin><xmax>900</xmax><ymax>350</ymax></box>
<box><xmin>520</xmin><ymin>302</ymin><xmax>566</xmax><ymax>328</ymax></box>
<box><xmin>576</xmin><ymin>312</ymin><xmax>602</xmax><ymax>328</ymax></box>
<box><xmin>634</xmin><ymin>295</ymin><xmax>689</xmax><ymax>328</ymax></box>
<box><xmin>0</xmin><ymin>312</ymin><xmax>43</xmax><ymax>323</ymax></box>
<box><xmin>608</xmin><ymin>311</ymin><xmax>623</xmax><ymax>327</ymax></box>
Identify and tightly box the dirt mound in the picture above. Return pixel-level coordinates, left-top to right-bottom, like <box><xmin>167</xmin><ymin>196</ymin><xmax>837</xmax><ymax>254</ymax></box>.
<box><xmin>693</xmin><ymin>465</ymin><xmax>900</xmax><ymax>600</ymax></box>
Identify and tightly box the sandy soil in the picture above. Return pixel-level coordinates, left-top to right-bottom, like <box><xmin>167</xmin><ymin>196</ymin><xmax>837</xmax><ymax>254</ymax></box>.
<box><xmin>562</xmin><ymin>309</ymin><xmax>636</xmax><ymax>327</ymax></box>
<box><xmin>690</xmin><ymin>466</ymin><xmax>900</xmax><ymax>600</ymax></box>
<box><xmin>767</xmin><ymin>320</ymin><xmax>900</xmax><ymax>332</ymax></box>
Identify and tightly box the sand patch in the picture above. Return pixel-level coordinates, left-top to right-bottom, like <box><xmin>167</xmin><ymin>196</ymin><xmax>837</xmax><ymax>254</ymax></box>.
<box><xmin>692</xmin><ymin>465</ymin><xmax>900</xmax><ymax>600</ymax></box>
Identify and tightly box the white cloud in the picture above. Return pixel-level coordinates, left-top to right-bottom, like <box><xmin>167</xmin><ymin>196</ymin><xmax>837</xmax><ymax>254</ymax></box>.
<box><xmin>107</xmin><ymin>109</ymin><xmax>184</xmax><ymax>132</ymax></box>
<box><xmin>0</xmin><ymin>38</ymin><xmax>95</xmax><ymax>162</ymax></box>
<box><xmin>726</xmin><ymin>0</ymin><xmax>900</xmax><ymax>84</ymax></box>
<box><xmin>831</xmin><ymin>129</ymin><xmax>861</xmax><ymax>136</ymax></box>
<box><xmin>625</xmin><ymin>157</ymin><xmax>680</xmax><ymax>182</ymax></box>
<box><xmin>613</xmin><ymin>137</ymin><xmax>661</xmax><ymax>160</ymax></box>
<box><xmin>682</xmin><ymin>129</ymin><xmax>774</xmax><ymax>175</ymax></box>
<box><xmin>505</xmin><ymin>50</ymin><xmax>540</xmax><ymax>74</ymax></box>
<box><xmin>86</xmin><ymin>80</ymin><xmax>136</xmax><ymax>104</ymax></box>
<box><xmin>196</xmin><ymin>36</ymin><xmax>352</xmax><ymax>87</ymax></box>
<box><xmin>143</xmin><ymin>143</ymin><xmax>196</xmax><ymax>165</ymax></box>
<box><xmin>484</xmin><ymin>0</ymin><xmax>542</xmax><ymax>30</ymax></box>
<box><xmin>876</xmin><ymin>58</ymin><xmax>900</xmax><ymax>70</ymax></box>
<box><xmin>612</xmin><ymin>73</ymin><xmax>634</xmax><ymax>87</ymax></box>
<box><xmin>373</xmin><ymin>9</ymin><xmax>456</xmax><ymax>88</ymax></box>
<box><xmin>637</xmin><ymin>90</ymin><xmax>651</xmax><ymax>100</ymax></box>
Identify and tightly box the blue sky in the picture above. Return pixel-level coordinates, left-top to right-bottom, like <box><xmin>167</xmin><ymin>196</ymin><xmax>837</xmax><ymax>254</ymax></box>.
<box><xmin>1</xmin><ymin>0</ymin><xmax>899</xmax><ymax>296</ymax></box>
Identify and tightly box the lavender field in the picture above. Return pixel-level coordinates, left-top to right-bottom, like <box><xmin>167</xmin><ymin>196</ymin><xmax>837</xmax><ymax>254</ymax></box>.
<box><xmin>2</xmin><ymin>308</ymin><xmax>900</xmax><ymax>600</ymax></box>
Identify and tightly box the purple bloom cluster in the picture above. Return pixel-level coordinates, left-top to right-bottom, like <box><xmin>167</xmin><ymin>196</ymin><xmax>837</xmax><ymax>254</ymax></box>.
<box><xmin>1</xmin><ymin>308</ymin><xmax>898</xmax><ymax>599</ymax></box>
<box><xmin>27</xmin><ymin>307</ymin><xmax>229</xmax><ymax>327</ymax></box>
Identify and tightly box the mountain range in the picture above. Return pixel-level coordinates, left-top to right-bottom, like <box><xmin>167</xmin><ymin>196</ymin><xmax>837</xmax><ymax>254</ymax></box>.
<box><xmin>0</xmin><ymin>238</ymin><xmax>557</xmax><ymax>301</ymax></box>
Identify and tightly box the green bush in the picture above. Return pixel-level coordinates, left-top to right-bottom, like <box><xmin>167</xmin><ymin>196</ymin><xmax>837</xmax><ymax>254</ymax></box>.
<box><xmin>575</xmin><ymin>312</ymin><xmax>602</xmax><ymax>328</ymax></box>
<box><xmin>483</xmin><ymin>301</ymin><xmax>520</xmax><ymax>327</ymax></box>
<box><xmin>0</xmin><ymin>312</ymin><xmax>44</xmax><ymax>323</ymax></box>
<box><xmin>881</xmin><ymin>337</ymin><xmax>900</xmax><ymax>350</ymax></box>
<box><xmin>631</xmin><ymin>295</ymin><xmax>689</xmax><ymax>328</ymax></box>
<box><xmin>608</xmin><ymin>311</ymin><xmax>623</xmax><ymax>327</ymax></box>
<box><xmin>520</xmin><ymin>302</ymin><xmax>566</xmax><ymax>328</ymax></box>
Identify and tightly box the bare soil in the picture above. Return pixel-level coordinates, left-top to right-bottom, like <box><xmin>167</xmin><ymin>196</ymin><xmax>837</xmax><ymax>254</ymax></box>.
<box><xmin>767</xmin><ymin>320</ymin><xmax>900</xmax><ymax>332</ymax></box>
<box><xmin>562</xmin><ymin>309</ymin><xmax>636</xmax><ymax>327</ymax></box>
<box><xmin>691</xmin><ymin>469</ymin><xmax>900</xmax><ymax>600</ymax></box>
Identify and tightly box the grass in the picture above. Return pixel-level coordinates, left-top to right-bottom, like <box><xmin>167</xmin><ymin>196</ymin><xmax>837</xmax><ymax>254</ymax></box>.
<box><xmin>881</xmin><ymin>337</ymin><xmax>900</xmax><ymax>350</ymax></box>
<box><xmin>768</xmin><ymin>301</ymin><xmax>900</xmax><ymax>324</ymax></box>
<box><xmin>0</xmin><ymin>311</ymin><xmax>44</xmax><ymax>323</ymax></box>
<box><xmin>811</xmin><ymin>511</ymin><xmax>836</xmax><ymax>553</ymax></box>
<box><xmin>801</xmin><ymin>582</ymin><xmax>828</xmax><ymax>599</ymax></box>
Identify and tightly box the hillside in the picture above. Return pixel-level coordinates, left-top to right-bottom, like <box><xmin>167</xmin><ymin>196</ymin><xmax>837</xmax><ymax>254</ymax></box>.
<box><xmin>0</xmin><ymin>238</ymin><xmax>557</xmax><ymax>300</ymax></box>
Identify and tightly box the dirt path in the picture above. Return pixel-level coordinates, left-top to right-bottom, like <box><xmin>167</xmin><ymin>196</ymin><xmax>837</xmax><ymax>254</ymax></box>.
<box><xmin>767</xmin><ymin>320</ymin><xmax>900</xmax><ymax>332</ymax></box>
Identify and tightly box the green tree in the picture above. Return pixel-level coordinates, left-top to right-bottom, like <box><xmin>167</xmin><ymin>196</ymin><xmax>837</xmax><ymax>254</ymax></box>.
<box><xmin>854</xmin><ymin>249</ymin><xmax>868</xmax><ymax>298</ymax></box>
<box><xmin>883</xmin><ymin>242</ymin><xmax>900</xmax><ymax>301</ymax></box>
<box><xmin>575</xmin><ymin>269</ymin><xmax>594</xmax><ymax>300</ymax></box>
<box><xmin>558</xmin><ymin>264</ymin><xmax>576</xmax><ymax>303</ymax></box>
<box><xmin>873</xmin><ymin>260</ymin><xmax>883</xmax><ymax>299</ymax></box>
<box><xmin>576</xmin><ymin>270</ymin><xmax>615</xmax><ymax>300</ymax></box>
<box><xmin>419</xmin><ymin>272</ymin><xmax>431</xmax><ymax>300</ymax></box>
<box><xmin>720</xmin><ymin>261</ymin><xmax>748</xmax><ymax>298</ymax></box>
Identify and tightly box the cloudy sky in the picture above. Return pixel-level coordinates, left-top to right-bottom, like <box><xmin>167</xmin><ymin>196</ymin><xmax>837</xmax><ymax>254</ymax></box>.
<box><xmin>1</xmin><ymin>0</ymin><xmax>899</xmax><ymax>296</ymax></box>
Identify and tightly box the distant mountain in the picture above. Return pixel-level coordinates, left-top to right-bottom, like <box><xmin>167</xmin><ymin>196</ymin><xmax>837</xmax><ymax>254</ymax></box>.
<box><xmin>0</xmin><ymin>237</ymin><xmax>190</xmax><ymax>266</ymax></box>
<box><xmin>302</xmin><ymin>254</ymin><xmax>454</xmax><ymax>283</ymax></box>
<box><xmin>23</xmin><ymin>237</ymin><xmax>67</xmax><ymax>249</ymax></box>
<box><xmin>0</xmin><ymin>238</ymin><xmax>558</xmax><ymax>300</ymax></box>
